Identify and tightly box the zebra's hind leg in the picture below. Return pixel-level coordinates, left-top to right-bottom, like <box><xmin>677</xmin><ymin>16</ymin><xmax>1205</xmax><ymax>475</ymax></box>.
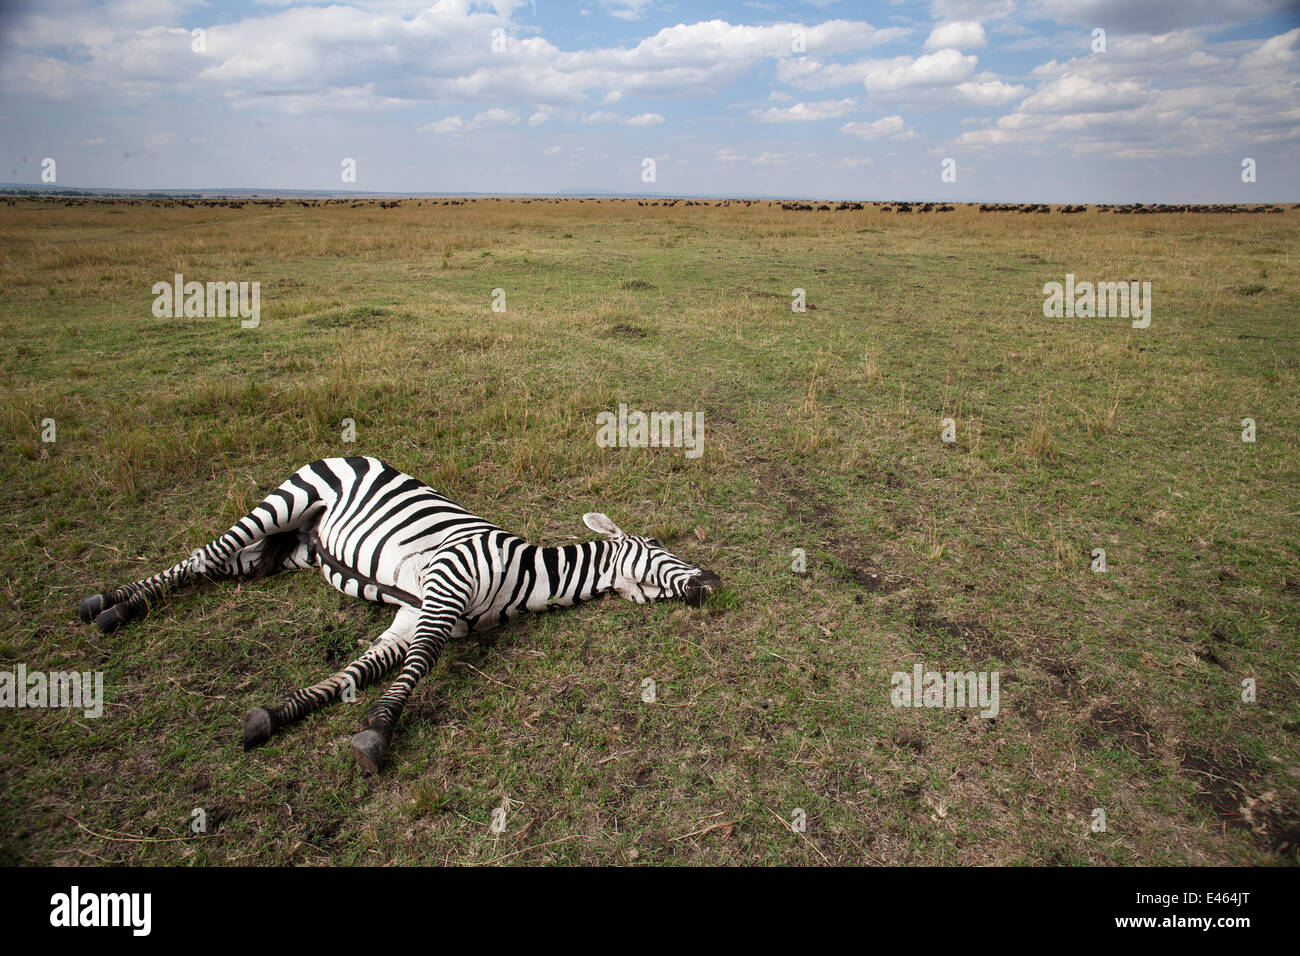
<box><xmin>78</xmin><ymin>477</ymin><xmax>327</xmax><ymax>633</ymax></box>
<box><xmin>79</xmin><ymin>525</ymin><xmax>314</xmax><ymax>634</ymax></box>
<box><xmin>242</xmin><ymin>605</ymin><xmax>418</xmax><ymax>751</ymax></box>
<box><xmin>77</xmin><ymin>553</ymin><xmax>207</xmax><ymax>634</ymax></box>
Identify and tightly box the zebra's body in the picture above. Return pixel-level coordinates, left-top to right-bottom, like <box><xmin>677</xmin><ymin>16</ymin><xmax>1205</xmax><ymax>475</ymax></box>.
<box><xmin>78</xmin><ymin>456</ymin><xmax>720</xmax><ymax>772</ymax></box>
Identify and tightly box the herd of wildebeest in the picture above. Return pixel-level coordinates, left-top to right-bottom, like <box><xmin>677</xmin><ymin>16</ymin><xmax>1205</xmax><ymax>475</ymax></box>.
<box><xmin>3</xmin><ymin>193</ymin><xmax>1292</xmax><ymax>214</ymax></box>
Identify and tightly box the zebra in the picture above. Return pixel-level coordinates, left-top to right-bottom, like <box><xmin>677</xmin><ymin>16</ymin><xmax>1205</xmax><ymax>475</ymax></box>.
<box><xmin>77</xmin><ymin>456</ymin><xmax>722</xmax><ymax>773</ymax></box>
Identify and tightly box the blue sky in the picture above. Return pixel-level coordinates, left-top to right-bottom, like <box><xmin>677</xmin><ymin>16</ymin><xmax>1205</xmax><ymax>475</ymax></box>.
<box><xmin>1</xmin><ymin>0</ymin><xmax>1297</xmax><ymax>201</ymax></box>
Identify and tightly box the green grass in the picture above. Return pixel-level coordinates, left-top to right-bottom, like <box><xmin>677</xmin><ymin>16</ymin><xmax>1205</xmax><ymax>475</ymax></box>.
<box><xmin>0</xmin><ymin>196</ymin><xmax>1297</xmax><ymax>865</ymax></box>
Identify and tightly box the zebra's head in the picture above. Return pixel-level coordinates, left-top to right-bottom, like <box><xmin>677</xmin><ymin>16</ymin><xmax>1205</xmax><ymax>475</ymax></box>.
<box><xmin>584</xmin><ymin>512</ymin><xmax>722</xmax><ymax>607</ymax></box>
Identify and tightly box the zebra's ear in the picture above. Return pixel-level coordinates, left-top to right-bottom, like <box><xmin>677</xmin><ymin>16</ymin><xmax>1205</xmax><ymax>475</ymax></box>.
<box><xmin>583</xmin><ymin>512</ymin><xmax>625</xmax><ymax>538</ymax></box>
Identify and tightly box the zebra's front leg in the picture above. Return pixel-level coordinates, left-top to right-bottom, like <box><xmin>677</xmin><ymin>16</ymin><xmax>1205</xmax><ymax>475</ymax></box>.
<box><xmin>242</xmin><ymin>605</ymin><xmax>418</xmax><ymax>750</ymax></box>
<box><xmin>350</xmin><ymin>579</ymin><xmax>470</xmax><ymax>774</ymax></box>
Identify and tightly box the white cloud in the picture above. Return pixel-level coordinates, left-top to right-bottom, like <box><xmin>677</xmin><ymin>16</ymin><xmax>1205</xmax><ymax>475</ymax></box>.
<box><xmin>476</xmin><ymin>108</ymin><xmax>520</xmax><ymax>125</ymax></box>
<box><xmin>839</xmin><ymin>114</ymin><xmax>909</xmax><ymax>138</ymax></box>
<box><xmin>422</xmin><ymin>115</ymin><xmax>468</xmax><ymax>134</ymax></box>
<box><xmin>601</xmin><ymin>0</ymin><xmax>655</xmax><ymax>20</ymax></box>
<box><xmin>1029</xmin><ymin>0</ymin><xmax>1278</xmax><ymax>33</ymax></box>
<box><xmin>1031</xmin><ymin>30</ymin><xmax>1230</xmax><ymax>80</ymax></box>
<box><xmin>931</xmin><ymin>0</ymin><xmax>1016</xmax><ymax>20</ymax></box>
<box><xmin>1018</xmin><ymin>74</ymin><xmax>1145</xmax><ymax>113</ymax></box>
<box><xmin>1240</xmin><ymin>27</ymin><xmax>1300</xmax><ymax>70</ymax></box>
<box><xmin>955</xmin><ymin>26</ymin><xmax>1300</xmax><ymax>159</ymax></box>
<box><xmin>421</xmin><ymin>107</ymin><xmax>519</xmax><ymax>134</ymax></box>
<box><xmin>924</xmin><ymin>21</ymin><xmax>987</xmax><ymax>51</ymax></box>
<box><xmin>2</xmin><ymin>6</ymin><xmax>916</xmax><ymax>117</ymax></box>
<box><xmin>3</xmin><ymin>0</ymin><xmax>1296</xmax><ymax>195</ymax></box>
<box><xmin>753</xmin><ymin>151</ymin><xmax>801</xmax><ymax>164</ymax></box>
<box><xmin>863</xmin><ymin>49</ymin><xmax>979</xmax><ymax>91</ymax></box>
<box><xmin>954</xmin><ymin>78</ymin><xmax>1029</xmax><ymax>105</ymax></box>
<box><xmin>750</xmin><ymin>98</ymin><xmax>857</xmax><ymax>121</ymax></box>
<box><xmin>779</xmin><ymin>47</ymin><xmax>979</xmax><ymax>91</ymax></box>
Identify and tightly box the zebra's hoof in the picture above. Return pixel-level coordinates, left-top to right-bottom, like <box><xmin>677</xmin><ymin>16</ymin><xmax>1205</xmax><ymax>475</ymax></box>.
<box><xmin>242</xmin><ymin>707</ymin><xmax>277</xmax><ymax>750</ymax></box>
<box><xmin>78</xmin><ymin>594</ymin><xmax>108</xmax><ymax>623</ymax></box>
<box><xmin>351</xmin><ymin>729</ymin><xmax>388</xmax><ymax>775</ymax></box>
<box><xmin>93</xmin><ymin>604</ymin><xmax>128</xmax><ymax>634</ymax></box>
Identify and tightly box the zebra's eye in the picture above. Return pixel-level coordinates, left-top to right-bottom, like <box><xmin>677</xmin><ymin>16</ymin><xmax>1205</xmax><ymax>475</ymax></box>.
<box><xmin>647</xmin><ymin>538</ymin><xmax>661</xmax><ymax>548</ymax></box>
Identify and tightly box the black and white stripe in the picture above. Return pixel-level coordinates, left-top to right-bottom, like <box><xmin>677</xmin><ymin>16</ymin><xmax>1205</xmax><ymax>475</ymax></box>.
<box><xmin>78</xmin><ymin>456</ymin><xmax>721</xmax><ymax>772</ymax></box>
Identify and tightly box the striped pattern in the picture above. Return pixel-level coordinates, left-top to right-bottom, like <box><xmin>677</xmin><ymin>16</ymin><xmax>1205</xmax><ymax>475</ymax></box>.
<box><xmin>78</xmin><ymin>456</ymin><xmax>720</xmax><ymax>772</ymax></box>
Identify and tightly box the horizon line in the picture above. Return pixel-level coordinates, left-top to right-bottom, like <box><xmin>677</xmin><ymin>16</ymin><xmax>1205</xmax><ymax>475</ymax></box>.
<box><xmin>2</xmin><ymin>185</ymin><xmax>1296</xmax><ymax>206</ymax></box>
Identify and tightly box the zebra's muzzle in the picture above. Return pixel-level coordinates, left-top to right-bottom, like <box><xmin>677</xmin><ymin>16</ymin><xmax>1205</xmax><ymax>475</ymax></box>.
<box><xmin>682</xmin><ymin>570</ymin><xmax>723</xmax><ymax>607</ymax></box>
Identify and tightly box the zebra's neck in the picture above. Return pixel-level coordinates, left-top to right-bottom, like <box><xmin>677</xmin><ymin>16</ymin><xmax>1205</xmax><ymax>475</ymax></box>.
<box><xmin>540</xmin><ymin>538</ymin><xmax>617</xmax><ymax>607</ymax></box>
<box><xmin>494</xmin><ymin>536</ymin><xmax>616</xmax><ymax>613</ymax></box>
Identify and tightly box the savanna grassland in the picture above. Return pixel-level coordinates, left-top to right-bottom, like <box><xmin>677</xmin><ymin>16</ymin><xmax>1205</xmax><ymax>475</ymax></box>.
<box><xmin>0</xmin><ymin>195</ymin><xmax>1296</xmax><ymax>866</ymax></box>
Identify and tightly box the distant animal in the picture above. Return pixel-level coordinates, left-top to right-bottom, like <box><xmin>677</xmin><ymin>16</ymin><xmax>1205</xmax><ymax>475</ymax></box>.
<box><xmin>78</xmin><ymin>457</ymin><xmax>722</xmax><ymax>772</ymax></box>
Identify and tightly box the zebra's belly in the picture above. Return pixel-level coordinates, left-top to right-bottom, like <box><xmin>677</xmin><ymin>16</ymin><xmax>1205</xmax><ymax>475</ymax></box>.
<box><xmin>313</xmin><ymin>542</ymin><xmax>423</xmax><ymax>608</ymax></box>
<box><xmin>314</xmin><ymin>547</ymin><xmax>476</xmax><ymax>638</ymax></box>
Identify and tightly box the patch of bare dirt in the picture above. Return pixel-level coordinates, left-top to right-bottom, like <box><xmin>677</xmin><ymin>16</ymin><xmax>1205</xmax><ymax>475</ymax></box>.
<box><xmin>909</xmin><ymin>599</ymin><xmax>1016</xmax><ymax>665</ymax></box>
<box><xmin>1039</xmin><ymin>656</ymin><xmax>1081</xmax><ymax>699</ymax></box>
<box><xmin>751</xmin><ymin>460</ymin><xmax>838</xmax><ymax>530</ymax></box>
<box><xmin>828</xmin><ymin>539</ymin><xmax>912</xmax><ymax>595</ymax></box>
<box><xmin>1177</xmin><ymin>746</ymin><xmax>1300</xmax><ymax>857</ymax></box>
<box><xmin>1080</xmin><ymin>702</ymin><xmax>1158</xmax><ymax>759</ymax></box>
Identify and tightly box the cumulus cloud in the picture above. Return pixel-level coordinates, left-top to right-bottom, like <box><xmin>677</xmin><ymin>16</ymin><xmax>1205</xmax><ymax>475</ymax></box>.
<box><xmin>953</xmin><ymin>78</ymin><xmax>1030</xmax><ymax>105</ymax></box>
<box><xmin>600</xmin><ymin>0</ymin><xmax>655</xmax><ymax>21</ymax></box>
<box><xmin>750</xmin><ymin>98</ymin><xmax>857</xmax><ymax>121</ymax></box>
<box><xmin>863</xmin><ymin>49</ymin><xmax>979</xmax><ymax>90</ymax></box>
<box><xmin>956</xmin><ymin>25</ymin><xmax>1300</xmax><ymax>158</ymax></box>
<box><xmin>780</xmin><ymin>47</ymin><xmax>979</xmax><ymax>91</ymax></box>
<box><xmin>1030</xmin><ymin>0</ymin><xmax>1280</xmax><ymax>33</ymax></box>
<box><xmin>1240</xmin><ymin>26</ymin><xmax>1300</xmax><ymax>70</ymax></box>
<box><xmin>421</xmin><ymin>115</ymin><xmax>468</xmax><ymax>134</ymax></box>
<box><xmin>1018</xmin><ymin>74</ymin><xmax>1146</xmax><ymax>113</ymax></box>
<box><xmin>421</xmin><ymin>108</ymin><xmax>520</xmax><ymax>134</ymax></box>
<box><xmin>924</xmin><ymin>21</ymin><xmax>987</xmax><ymax>51</ymax></box>
<box><xmin>0</xmin><ymin>6</ymin><xmax>901</xmax><ymax>112</ymax></box>
<box><xmin>931</xmin><ymin>0</ymin><xmax>1016</xmax><ymax>20</ymax></box>
<box><xmin>839</xmin><ymin>115</ymin><xmax>909</xmax><ymax>138</ymax></box>
<box><xmin>2</xmin><ymin>0</ymin><xmax>1296</xmax><ymax>194</ymax></box>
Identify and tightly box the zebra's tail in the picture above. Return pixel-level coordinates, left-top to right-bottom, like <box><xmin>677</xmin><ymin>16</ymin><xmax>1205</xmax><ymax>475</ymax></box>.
<box><xmin>78</xmin><ymin>465</ymin><xmax>329</xmax><ymax>633</ymax></box>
